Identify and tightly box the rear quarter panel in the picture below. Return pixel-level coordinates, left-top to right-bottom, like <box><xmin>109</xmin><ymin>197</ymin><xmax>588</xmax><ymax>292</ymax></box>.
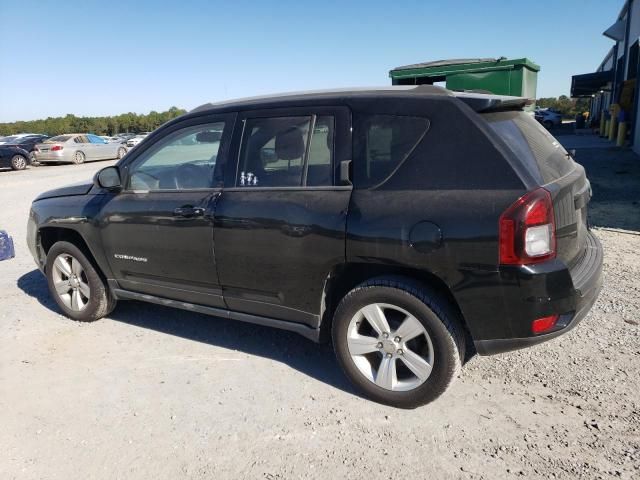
<box><xmin>346</xmin><ymin>96</ymin><xmax>528</xmax><ymax>341</ymax></box>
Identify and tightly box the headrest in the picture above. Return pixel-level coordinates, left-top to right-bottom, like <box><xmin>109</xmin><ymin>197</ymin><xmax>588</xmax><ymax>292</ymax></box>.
<box><xmin>275</xmin><ymin>127</ymin><xmax>305</xmax><ymax>160</ymax></box>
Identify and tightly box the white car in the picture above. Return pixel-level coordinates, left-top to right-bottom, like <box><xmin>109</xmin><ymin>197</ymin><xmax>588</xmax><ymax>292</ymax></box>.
<box><xmin>535</xmin><ymin>109</ymin><xmax>562</xmax><ymax>129</ymax></box>
<box><xmin>126</xmin><ymin>132</ymin><xmax>151</xmax><ymax>148</ymax></box>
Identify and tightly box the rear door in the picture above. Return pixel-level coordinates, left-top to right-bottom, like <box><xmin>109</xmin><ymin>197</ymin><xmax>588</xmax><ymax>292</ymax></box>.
<box><xmin>75</xmin><ymin>135</ymin><xmax>94</xmax><ymax>160</ymax></box>
<box><xmin>214</xmin><ymin>106</ymin><xmax>352</xmax><ymax>326</ymax></box>
<box><xmin>483</xmin><ymin>111</ymin><xmax>590</xmax><ymax>266</ymax></box>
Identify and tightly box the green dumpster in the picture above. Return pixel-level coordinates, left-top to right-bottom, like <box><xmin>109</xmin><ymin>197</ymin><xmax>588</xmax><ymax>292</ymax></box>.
<box><xmin>389</xmin><ymin>57</ymin><xmax>539</xmax><ymax>100</ymax></box>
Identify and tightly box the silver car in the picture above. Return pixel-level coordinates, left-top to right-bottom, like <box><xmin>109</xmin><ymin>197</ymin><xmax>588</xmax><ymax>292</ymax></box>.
<box><xmin>34</xmin><ymin>134</ymin><xmax>127</xmax><ymax>165</ymax></box>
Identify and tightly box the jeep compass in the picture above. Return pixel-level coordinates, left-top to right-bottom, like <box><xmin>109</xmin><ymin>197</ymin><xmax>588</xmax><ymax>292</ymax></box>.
<box><xmin>27</xmin><ymin>86</ymin><xmax>603</xmax><ymax>408</ymax></box>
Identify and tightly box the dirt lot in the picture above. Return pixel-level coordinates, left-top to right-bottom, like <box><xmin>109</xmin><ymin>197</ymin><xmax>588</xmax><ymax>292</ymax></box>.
<box><xmin>1</xmin><ymin>146</ymin><xmax>639</xmax><ymax>479</ymax></box>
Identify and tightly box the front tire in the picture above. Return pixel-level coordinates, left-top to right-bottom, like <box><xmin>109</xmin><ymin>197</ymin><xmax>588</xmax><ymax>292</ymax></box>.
<box><xmin>45</xmin><ymin>241</ymin><xmax>116</xmax><ymax>322</ymax></box>
<box><xmin>10</xmin><ymin>154</ymin><xmax>27</xmax><ymax>170</ymax></box>
<box><xmin>332</xmin><ymin>277</ymin><xmax>465</xmax><ymax>409</ymax></box>
<box><xmin>29</xmin><ymin>152</ymin><xmax>39</xmax><ymax>166</ymax></box>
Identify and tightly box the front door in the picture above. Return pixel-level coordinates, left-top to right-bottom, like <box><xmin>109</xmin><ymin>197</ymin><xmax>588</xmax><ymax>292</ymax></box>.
<box><xmin>214</xmin><ymin>107</ymin><xmax>352</xmax><ymax>327</ymax></box>
<box><xmin>87</xmin><ymin>134</ymin><xmax>110</xmax><ymax>160</ymax></box>
<box><xmin>97</xmin><ymin>114</ymin><xmax>235</xmax><ymax>307</ymax></box>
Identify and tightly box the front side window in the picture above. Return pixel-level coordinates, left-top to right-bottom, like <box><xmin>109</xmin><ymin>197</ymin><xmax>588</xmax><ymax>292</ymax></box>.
<box><xmin>353</xmin><ymin>114</ymin><xmax>430</xmax><ymax>188</ymax></box>
<box><xmin>237</xmin><ymin>115</ymin><xmax>334</xmax><ymax>187</ymax></box>
<box><xmin>127</xmin><ymin>122</ymin><xmax>225</xmax><ymax>191</ymax></box>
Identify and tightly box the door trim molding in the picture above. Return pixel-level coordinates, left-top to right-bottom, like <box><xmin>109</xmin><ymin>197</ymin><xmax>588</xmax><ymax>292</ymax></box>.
<box><xmin>109</xmin><ymin>284</ymin><xmax>321</xmax><ymax>342</ymax></box>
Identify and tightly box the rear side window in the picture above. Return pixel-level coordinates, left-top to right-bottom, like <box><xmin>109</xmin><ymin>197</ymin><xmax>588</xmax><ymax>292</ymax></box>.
<box><xmin>483</xmin><ymin>111</ymin><xmax>573</xmax><ymax>184</ymax></box>
<box><xmin>353</xmin><ymin>114</ymin><xmax>429</xmax><ymax>188</ymax></box>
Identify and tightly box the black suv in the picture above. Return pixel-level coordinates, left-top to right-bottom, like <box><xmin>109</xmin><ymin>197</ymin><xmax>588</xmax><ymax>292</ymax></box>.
<box><xmin>27</xmin><ymin>87</ymin><xmax>603</xmax><ymax>408</ymax></box>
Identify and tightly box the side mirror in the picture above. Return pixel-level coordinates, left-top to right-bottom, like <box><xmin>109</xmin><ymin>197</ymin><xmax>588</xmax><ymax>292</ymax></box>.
<box><xmin>95</xmin><ymin>166</ymin><xmax>122</xmax><ymax>191</ymax></box>
<box><xmin>195</xmin><ymin>130</ymin><xmax>222</xmax><ymax>143</ymax></box>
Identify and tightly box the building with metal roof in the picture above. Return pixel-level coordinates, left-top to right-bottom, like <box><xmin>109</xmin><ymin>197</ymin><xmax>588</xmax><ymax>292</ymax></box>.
<box><xmin>572</xmin><ymin>0</ymin><xmax>640</xmax><ymax>152</ymax></box>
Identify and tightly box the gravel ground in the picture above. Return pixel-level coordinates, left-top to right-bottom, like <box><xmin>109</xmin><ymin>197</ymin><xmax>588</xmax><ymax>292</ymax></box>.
<box><xmin>0</xmin><ymin>145</ymin><xmax>639</xmax><ymax>479</ymax></box>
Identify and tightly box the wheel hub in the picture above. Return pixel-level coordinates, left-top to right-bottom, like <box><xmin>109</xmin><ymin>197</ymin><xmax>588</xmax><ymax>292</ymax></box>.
<box><xmin>51</xmin><ymin>254</ymin><xmax>90</xmax><ymax>312</ymax></box>
<box><xmin>381</xmin><ymin>339</ymin><xmax>397</xmax><ymax>354</ymax></box>
<box><xmin>346</xmin><ymin>302</ymin><xmax>434</xmax><ymax>392</ymax></box>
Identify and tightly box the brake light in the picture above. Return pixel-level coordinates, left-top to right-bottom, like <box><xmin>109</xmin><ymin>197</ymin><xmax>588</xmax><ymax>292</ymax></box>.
<box><xmin>499</xmin><ymin>187</ymin><xmax>556</xmax><ymax>265</ymax></box>
<box><xmin>532</xmin><ymin>314</ymin><xmax>559</xmax><ymax>334</ymax></box>
<box><xmin>51</xmin><ymin>145</ymin><xmax>63</xmax><ymax>151</ymax></box>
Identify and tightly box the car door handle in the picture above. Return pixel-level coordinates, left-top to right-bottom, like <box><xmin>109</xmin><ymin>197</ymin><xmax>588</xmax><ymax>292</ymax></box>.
<box><xmin>173</xmin><ymin>206</ymin><xmax>205</xmax><ymax>217</ymax></box>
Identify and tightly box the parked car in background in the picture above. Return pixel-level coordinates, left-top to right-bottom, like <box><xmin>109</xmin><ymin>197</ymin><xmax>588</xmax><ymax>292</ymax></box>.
<box><xmin>33</xmin><ymin>134</ymin><xmax>127</xmax><ymax>165</ymax></box>
<box><xmin>115</xmin><ymin>133</ymin><xmax>136</xmax><ymax>140</ymax></box>
<box><xmin>535</xmin><ymin>108</ymin><xmax>562</xmax><ymax>129</ymax></box>
<box><xmin>126</xmin><ymin>132</ymin><xmax>151</xmax><ymax>148</ymax></box>
<box><xmin>108</xmin><ymin>136</ymin><xmax>131</xmax><ymax>145</ymax></box>
<box><xmin>26</xmin><ymin>87</ymin><xmax>602</xmax><ymax>408</ymax></box>
<box><xmin>0</xmin><ymin>133</ymin><xmax>41</xmax><ymax>145</ymax></box>
<box><xmin>0</xmin><ymin>144</ymin><xmax>32</xmax><ymax>170</ymax></box>
<box><xmin>2</xmin><ymin>134</ymin><xmax>49</xmax><ymax>163</ymax></box>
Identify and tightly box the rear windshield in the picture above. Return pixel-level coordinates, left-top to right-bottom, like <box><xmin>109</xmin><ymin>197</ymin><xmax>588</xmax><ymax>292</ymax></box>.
<box><xmin>46</xmin><ymin>135</ymin><xmax>72</xmax><ymax>143</ymax></box>
<box><xmin>483</xmin><ymin>111</ymin><xmax>573</xmax><ymax>184</ymax></box>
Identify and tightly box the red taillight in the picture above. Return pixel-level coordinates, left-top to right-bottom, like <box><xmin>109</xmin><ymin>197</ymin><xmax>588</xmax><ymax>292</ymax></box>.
<box><xmin>532</xmin><ymin>314</ymin><xmax>559</xmax><ymax>334</ymax></box>
<box><xmin>499</xmin><ymin>187</ymin><xmax>556</xmax><ymax>265</ymax></box>
<box><xmin>51</xmin><ymin>145</ymin><xmax>63</xmax><ymax>151</ymax></box>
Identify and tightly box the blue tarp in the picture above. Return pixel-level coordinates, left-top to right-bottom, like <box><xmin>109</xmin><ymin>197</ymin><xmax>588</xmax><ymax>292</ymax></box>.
<box><xmin>0</xmin><ymin>230</ymin><xmax>15</xmax><ymax>261</ymax></box>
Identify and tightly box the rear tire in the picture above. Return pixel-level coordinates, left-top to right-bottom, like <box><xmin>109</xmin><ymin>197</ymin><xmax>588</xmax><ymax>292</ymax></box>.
<box><xmin>45</xmin><ymin>241</ymin><xmax>116</xmax><ymax>322</ymax></box>
<box><xmin>332</xmin><ymin>277</ymin><xmax>465</xmax><ymax>409</ymax></box>
<box><xmin>73</xmin><ymin>151</ymin><xmax>85</xmax><ymax>164</ymax></box>
<box><xmin>10</xmin><ymin>154</ymin><xmax>27</xmax><ymax>170</ymax></box>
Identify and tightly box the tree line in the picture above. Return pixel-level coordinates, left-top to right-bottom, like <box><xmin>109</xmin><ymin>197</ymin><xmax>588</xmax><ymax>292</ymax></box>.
<box><xmin>0</xmin><ymin>107</ymin><xmax>186</xmax><ymax>137</ymax></box>
<box><xmin>536</xmin><ymin>95</ymin><xmax>591</xmax><ymax>117</ymax></box>
<box><xmin>0</xmin><ymin>96</ymin><xmax>591</xmax><ymax>137</ymax></box>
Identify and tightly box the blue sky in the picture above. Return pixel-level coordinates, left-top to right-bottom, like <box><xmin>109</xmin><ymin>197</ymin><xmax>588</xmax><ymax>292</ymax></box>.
<box><xmin>0</xmin><ymin>0</ymin><xmax>623</xmax><ymax>122</ymax></box>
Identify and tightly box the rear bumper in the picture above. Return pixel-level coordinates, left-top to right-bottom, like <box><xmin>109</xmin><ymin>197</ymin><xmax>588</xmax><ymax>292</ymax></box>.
<box><xmin>473</xmin><ymin>231</ymin><xmax>603</xmax><ymax>355</ymax></box>
<box><xmin>34</xmin><ymin>151</ymin><xmax>69</xmax><ymax>162</ymax></box>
